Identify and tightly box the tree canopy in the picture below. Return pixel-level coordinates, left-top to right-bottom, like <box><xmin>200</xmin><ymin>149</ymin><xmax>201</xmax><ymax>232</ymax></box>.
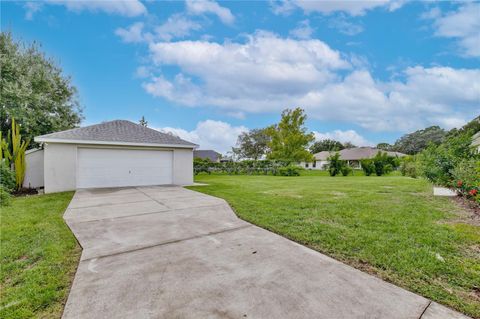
<box><xmin>0</xmin><ymin>32</ymin><xmax>82</xmax><ymax>146</ymax></box>
<box><xmin>266</xmin><ymin>108</ymin><xmax>314</xmax><ymax>162</ymax></box>
<box><xmin>233</xmin><ymin>128</ymin><xmax>270</xmax><ymax>160</ymax></box>
<box><xmin>376</xmin><ymin>142</ymin><xmax>392</xmax><ymax>151</ymax></box>
<box><xmin>310</xmin><ymin>139</ymin><xmax>344</xmax><ymax>153</ymax></box>
<box><xmin>393</xmin><ymin>126</ymin><xmax>446</xmax><ymax>155</ymax></box>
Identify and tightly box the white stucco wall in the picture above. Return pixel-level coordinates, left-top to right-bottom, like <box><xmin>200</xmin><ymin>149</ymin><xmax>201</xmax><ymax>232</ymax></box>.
<box><xmin>23</xmin><ymin>149</ymin><xmax>44</xmax><ymax>188</ymax></box>
<box><xmin>44</xmin><ymin>143</ymin><xmax>77</xmax><ymax>193</ymax></box>
<box><xmin>173</xmin><ymin>148</ymin><xmax>194</xmax><ymax>185</ymax></box>
<box><xmin>43</xmin><ymin>143</ymin><xmax>193</xmax><ymax>193</ymax></box>
<box><xmin>299</xmin><ymin>160</ymin><xmax>328</xmax><ymax>170</ymax></box>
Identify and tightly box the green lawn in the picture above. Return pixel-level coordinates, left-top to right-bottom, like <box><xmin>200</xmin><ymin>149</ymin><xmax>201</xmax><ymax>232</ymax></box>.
<box><xmin>0</xmin><ymin>192</ymin><xmax>80</xmax><ymax>319</ymax></box>
<box><xmin>189</xmin><ymin>172</ymin><xmax>480</xmax><ymax>317</ymax></box>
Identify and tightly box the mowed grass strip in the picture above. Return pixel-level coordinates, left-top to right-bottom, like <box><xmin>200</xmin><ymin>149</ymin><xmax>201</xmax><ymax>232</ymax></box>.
<box><xmin>0</xmin><ymin>192</ymin><xmax>80</xmax><ymax>319</ymax></box>
<box><xmin>189</xmin><ymin>173</ymin><xmax>480</xmax><ymax>317</ymax></box>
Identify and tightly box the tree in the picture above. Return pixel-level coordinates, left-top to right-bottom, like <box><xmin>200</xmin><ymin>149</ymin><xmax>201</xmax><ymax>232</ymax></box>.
<box><xmin>343</xmin><ymin>141</ymin><xmax>356</xmax><ymax>149</ymax></box>
<box><xmin>139</xmin><ymin>116</ymin><xmax>148</xmax><ymax>127</ymax></box>
<box><xmin>1</xmin><ymin>32</ymin><xmax>82</xmax><ymax>146</ymax></box>
<box><xmin>393</xmin><ymin>126</ymin><xmax>446</xmax><ymax>155</ymax></box>
<box><xmin>310</xmin><ymin>139</ymin><xmax>344</xmax><ymax>153</ymax></box>
<box><xmin>233</xmin><ymin>128</ymin><xmax>270</xmax><ymax>160</ymax></box>
<box><xmin>376</xmin><ymin>143</ymin><xmax>392</xmax><ymax>151</ymax></box>
<box><xmin>266</xmin><ymin>108</ymin><xmax>314</xmax><ymax>162</ymax></box>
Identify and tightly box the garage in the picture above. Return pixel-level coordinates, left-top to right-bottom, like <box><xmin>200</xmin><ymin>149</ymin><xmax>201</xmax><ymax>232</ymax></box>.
<box><xmin>77</xmin><ymin>148</ymin><xmax>173</xmax><ymax>189</ymax></box>
<box><xmin>32</xmin><ymin>120</ymin><xmax>197</xmax><ymax>193</ymax></box>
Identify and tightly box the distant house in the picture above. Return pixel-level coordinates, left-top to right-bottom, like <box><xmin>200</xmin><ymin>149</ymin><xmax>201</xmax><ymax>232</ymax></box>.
<box><xmin>194</xmin><ymin>150</ymin><xmax>222</xmax><ymax>162</ymax></box>
<box><xmin>300</xmin><ymin>147</ymin><xmax>406</xmax><ymax>170</ymax></box>
<box><xmin>472</xmin><ymin>131</ymin><xmax>480</xmax><ymax>153</ymax></box>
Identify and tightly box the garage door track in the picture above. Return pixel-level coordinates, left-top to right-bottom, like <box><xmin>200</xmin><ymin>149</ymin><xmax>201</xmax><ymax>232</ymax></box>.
<box><xmin>63</xmin><ymin>186</ymin><xmax>469</xmax><ymax>319</ymax></box>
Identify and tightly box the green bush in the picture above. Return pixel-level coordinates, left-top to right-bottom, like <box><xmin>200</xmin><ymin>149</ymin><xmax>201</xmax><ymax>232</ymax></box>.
<box><xmin>341</xmin><ymin>166</ymin><xmax>352</xmax><ymax>176</ymax></box>
<box><xmin>400</xmin><ymin>156</ymin><xmax>418</xmax><ymax>178</ymax></box>
<box><xmin>277</xmin><ymin>165</ymin><xmax>303</xmax><ymax>176</ymax></box>
<box><xmin>417</xmin><ymin>132</ymin><xmax>476</xmax><ymax>185</ymax></box>
<box><xmin>0</xmin><ymin>162</ymin><xmax>16</xmax><ymax>192</ymax></box>
<box><xmin>451</xmin><ymin>159</ymin><xmax>480</xmax><ymax>200</ymax></box>
<box><xmin>327</xmin><ymin>152</ymin><xmax>345</xmax><ymax>176</ymax></box>
<box><xmin>0</xmin><ymin>185</ymin><xmax>12</xmax><ymax>206</ymax></box>
<box><xmin>360</xmin><ymin>159</ymin><xmax>375</xmax><ymax>176</ymax></box>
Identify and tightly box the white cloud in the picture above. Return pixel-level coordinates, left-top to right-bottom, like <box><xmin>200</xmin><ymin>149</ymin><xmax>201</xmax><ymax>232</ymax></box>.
<box><xmin>146</xmin><ymin>31</ymin><xmax>349</xmax><ymax>113</ymax></box>
<box><xmin>289</xmin><ymin>20</ymin><xmax>314</xmax><ymax>39</ymax></box>
<box><xmin>313</xmin><ymin>130</ymin><xmax>374</xmax><ymax>146</ymax></box>
<box><xmin>159</xmin><ymin>120</ymin><xmax>248</xmax><ymax>153</ymax></box>
<box><xmin>328</xmin><ymin>14</ymin><xmax>364</xmax><ymax>35</ymax></box>
<box><xmin>142</xmin><ymin>32</ymin><xmax>479</xmax><ymax>132</ymax></box>
<box><xmin>154</xmin><ymin>14</ymin><xmax>202</xmax><ymax>41</ymax></box>
<box><xmin>42</xmin><ymin>0</ymin><xmax>147</xmax><ymax>17</ymax></box>
<box><xmin>186</xmin><ymin>0</ymin><xmax>235</xmax><ymax>25</ymax></box>
<box><xmin>24</xmin><ymin>2</ymin><xmax>43</xmax><ymax>20</ymax></box>
<box><xmin>425</xmin><ymin>3</ymin><xmax>480</xmax><ymax>57</ymax></box>
<box><xmin>115</xmin><ymin>22</ymin><xmax>145</xmax><ymax>43</ymax></box>
<box><xmin>272</xmin><ymin>0</ymin><xmax>405</xmax><ymax>16</ymax></box>
<box><xmin>115</xmin><ymin>14</ymin><xmax>202</xmax><ymax>44</ymax></box>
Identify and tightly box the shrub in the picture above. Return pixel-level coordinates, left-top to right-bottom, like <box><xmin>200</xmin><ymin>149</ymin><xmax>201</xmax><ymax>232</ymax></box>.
<box><xmin>360</xmin><ymin>159</ymin><xmax>375</xmax><ymax>176</ymax></box>
<box><xmin>277</xmin><ymin>165</ymin><xmax>303</xmax><ymax>176</ymax></box>
<box><xmin>451</xmin><ymin>159</ymin><xmax>480</xmax><ymax>202</ymax></box>
<box><xmin>0</xmin><ymin>162</ymin><xmax>16</xmax><ymax>192</ymax></box>
<box><xmin>417</xmin><ymin>132</ymin><xmax>476</xmax><ymax>185</ymax></box>
<box><xmin>0</xmin><ymin>186</ymin><xmax>11</xmax><ymax>206</ymax></box>
<box><xmin>327</xmin><ymin>152</ymin><xmax>345</xmax><ymax>176</ymax></box>
<box><xmin>400</xmin><ymin>156</ymin><xmax>418</xmax><ymax>178</ymax></box>
<box><xmin>341</xmin><ymin>166</ymin><xmax>352</xmax><ymax>176</ymax></box>
<box><xmin>372</xmin><ymin>151</ymin><xmax>397</xmax><ymax>176</ymax></box>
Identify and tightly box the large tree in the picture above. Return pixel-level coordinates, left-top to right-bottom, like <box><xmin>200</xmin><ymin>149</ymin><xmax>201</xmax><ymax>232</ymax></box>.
<box><xmin>393</xmin><ymin>126</ymin><xmax>446</xmax><ymax>155</ymax></box>
<box><xmin>1</xmin><ymin>32</ymin><xmax>82</xmax><ymax>146</ymax></box>
<box><xmin>233</xmin><ymin>128</ymin><xmax>270</xmax><ymax>160</ymax></box>
<box><xmin>376</xmin><ymin>142</ymin><xmax>392</xmax><ymax>151</ymax></box>
<box><xmin>310</xmin><ymin>139</ymin><xmax>344</xmax><ymax>153</ymax></box>
<box><xmin>267</xmin><ymin>107</ymin><xmax>314</xmax><ymax>162</ymax></box>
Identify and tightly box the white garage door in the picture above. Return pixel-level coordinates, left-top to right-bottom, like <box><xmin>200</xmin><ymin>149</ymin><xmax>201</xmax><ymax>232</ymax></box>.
<box><xmin>77</xmin><ymin>148</ymin><xmax>173</xmax><ymax>189</ymax></box>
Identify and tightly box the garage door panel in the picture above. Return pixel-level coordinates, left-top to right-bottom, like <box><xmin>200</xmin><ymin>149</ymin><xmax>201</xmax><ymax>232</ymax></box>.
<box><xmin>77</xmin><ymin>148</ymin><xmax>173</xmax><ymax>189</ymax></box>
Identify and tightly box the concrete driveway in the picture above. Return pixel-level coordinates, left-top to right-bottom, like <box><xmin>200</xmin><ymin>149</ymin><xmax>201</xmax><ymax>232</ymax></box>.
<box><xmin>63</xmin><ymin>186</ymin><xmax>469</xmax><ymax>319</ymax></box>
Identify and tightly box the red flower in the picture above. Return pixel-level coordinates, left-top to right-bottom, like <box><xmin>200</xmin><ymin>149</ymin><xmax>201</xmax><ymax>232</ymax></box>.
<box><xmin>457</xmin><ymin>180</ymin><xmax>463</xmax><ymax>188</ymax></box>
<box><xmin>469</xmin><ymin>189</ymin><xmax>478</xmax><ymax>196</ymax></box>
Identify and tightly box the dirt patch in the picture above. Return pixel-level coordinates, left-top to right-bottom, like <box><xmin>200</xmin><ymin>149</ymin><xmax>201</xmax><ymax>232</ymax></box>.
<box><xmin>12</xmin><ymin>188</ymin><xmax>38</xmax><ymax>197</ymax></box>
<box><xmin>329</xmin><ymin>191</ymin><xmax>346</xmax><ymax>197</ymax></box>
<box><xmin>451</xmin><ymin>196</ymin><xmax>480</xmax><ymax>217</ymax></box>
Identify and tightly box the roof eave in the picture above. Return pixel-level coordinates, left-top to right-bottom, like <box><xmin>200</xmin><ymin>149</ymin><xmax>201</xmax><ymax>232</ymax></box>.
<box><xmin>34</xmin><ymin>137</ymin><xmax>198</xmax><ymax>149</ymax></box>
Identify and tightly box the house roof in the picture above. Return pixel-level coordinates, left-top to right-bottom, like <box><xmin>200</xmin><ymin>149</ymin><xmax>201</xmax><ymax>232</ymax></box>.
<box><xmin>35</xmin><ymin>120</ymin><xmax>197</xmax><ymax>148</ymax></box>
<box><xmin>314</xmin><ymin>147</ymin><xmax>406</xmax><ymax>161</ymax></box>
<box><xmin>194</xmin><ymin>150</ymin><xmax>222</xmax><ymax>161</ymax></box>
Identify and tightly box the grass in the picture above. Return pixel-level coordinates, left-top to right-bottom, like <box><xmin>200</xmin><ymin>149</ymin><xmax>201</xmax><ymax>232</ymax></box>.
<box><xmin>0</xmin><ymin>192</ymin><xmax>80</xmax><ymax>319</ymax></box>
<box><xmin>189</xmin><ymin>172</ymin><xmax>480</xmax><ymax>317</ymax></box>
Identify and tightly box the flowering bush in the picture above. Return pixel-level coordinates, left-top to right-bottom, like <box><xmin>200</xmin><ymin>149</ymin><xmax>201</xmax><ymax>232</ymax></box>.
<box><xmin>451</xmin><ymin>159</ymin><xmax>480</xmax><ymax>203</ymax></box>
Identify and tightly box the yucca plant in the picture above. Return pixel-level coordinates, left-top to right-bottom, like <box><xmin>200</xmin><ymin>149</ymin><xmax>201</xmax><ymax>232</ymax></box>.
<box><xmin>11</xmin><ymin>118</ymin><xmax>30</xmax><ymax>189</ymax></box>
<box><xmin>2</xmin><ymin>118</ymin><xmax>30</xmax><ymax>190</ymax></box>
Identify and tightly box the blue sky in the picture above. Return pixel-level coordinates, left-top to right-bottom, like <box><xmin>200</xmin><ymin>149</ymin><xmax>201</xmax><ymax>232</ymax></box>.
<box><xmin>2</xmin><ymin>0</ymin><xmax>479</xmax><ymax>153</ymax></box>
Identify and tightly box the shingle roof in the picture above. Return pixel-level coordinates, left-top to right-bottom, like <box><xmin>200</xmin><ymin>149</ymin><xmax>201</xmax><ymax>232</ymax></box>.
<box><xmin>35</xmin><ymin>120</ymin><xmax>196</xmax><ymax>147</ymax></box>
<box><xmin>314</xmin><ymin>147</ymin><xmax>405</xmax><ymax>161</ymax></box>
<box><xmin>194</xmin><ymin>150</ymin><xmax>222</xmax><ymax>161</ymax></box>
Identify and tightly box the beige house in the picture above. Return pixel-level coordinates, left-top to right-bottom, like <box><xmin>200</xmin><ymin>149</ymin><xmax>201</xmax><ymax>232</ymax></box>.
<box><xmin>300</xmin><ymin>147</ymin><xmax>406</xmax><ymax>170</ymax></box>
